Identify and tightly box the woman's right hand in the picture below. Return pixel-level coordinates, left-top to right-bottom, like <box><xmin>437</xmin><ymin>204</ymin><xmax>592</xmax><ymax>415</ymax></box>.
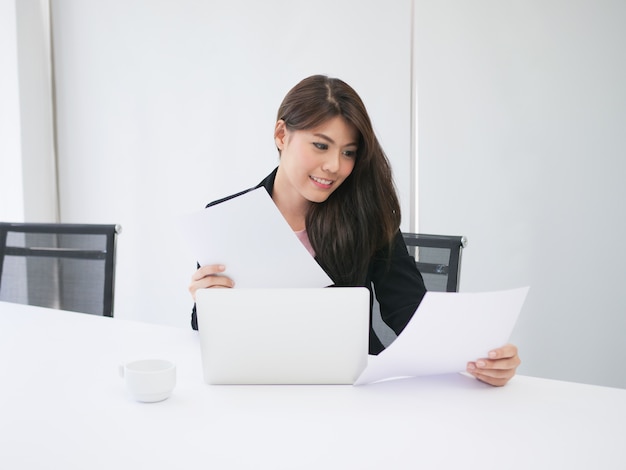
<box><xmin>188</xmin><ymin>264</ymin><xmax>235</xmax><ymax>301</ymax></box>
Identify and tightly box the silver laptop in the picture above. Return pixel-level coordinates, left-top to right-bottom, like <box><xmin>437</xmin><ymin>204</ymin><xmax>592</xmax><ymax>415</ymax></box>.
<box><xmin>195</xmin><ymin>287</ymin><xmax>370</xmax><ymax>385</ymax></box>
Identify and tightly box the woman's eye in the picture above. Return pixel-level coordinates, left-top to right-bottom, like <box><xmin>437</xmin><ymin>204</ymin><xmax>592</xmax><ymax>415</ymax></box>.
<box><xmin>313</xmin><ymin>142</ymin><xmax>328</xmax><ymax>150</ymax></box>
<box><xmin>343</xmin><ymin>150</ymin><xmax>357</xmax><ymax>158</ymax></box>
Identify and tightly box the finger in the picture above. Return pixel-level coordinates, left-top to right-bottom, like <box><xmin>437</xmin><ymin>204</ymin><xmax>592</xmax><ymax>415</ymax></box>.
<box><xmin>473</xmin><ymin>355</ymin><xmax>521</xmax><ymax>371</ymax></box>
<box><xmin>191</xmin><ymin>264</ymin><xmax>226</xmax><ymax>281</ymax></box>
<box><xmin>190</xmin><ymin>275</ymin><xmax>234</xmax><ymax>291</ymax></box>
<box><xmin>206</xmin><ymin>276</ymin><xmax>234</xmax><ymax>288</ymax></box>
<box><xmin>188</xmin><ymin>273</ymin><xmax>234</xmax><ymax>300</ymax></box>
<box><xmin>487</xmin><ymin>343</ymin><xmax>518</xmax><ymax>360</ymax></box>
<box><xmin>467</xmin><ymin>362</ymin><xmax>516</xmax><ymax>385</ymax></box>
<box><xmin>467</xmin><ymin>356</ymin><xmax>519</xmax><ymax>387</ymax></box>
<box><xmin>469</xmin><ymin>370</ymin><xmax>512</xmax><ymax>387</ymax></box>
<box><xmin>189</xmin><ymin>282</ymin><xmax>232</xmax><ymax>301</ymax></box>
<box><xmin>468</xmin><ymin>364</ymin><xmax>515</xmax><ymax>379</ymax></box>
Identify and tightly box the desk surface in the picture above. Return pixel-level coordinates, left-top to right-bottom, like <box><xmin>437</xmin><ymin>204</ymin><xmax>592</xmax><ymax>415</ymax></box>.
<box><xmin>1</xmin><ymin>301</ymin><xmax>625</xmax><ymax>469</ymax></box>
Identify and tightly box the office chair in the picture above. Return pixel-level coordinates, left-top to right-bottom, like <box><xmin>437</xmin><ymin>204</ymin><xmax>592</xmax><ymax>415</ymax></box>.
<box><xmin>401</xmin><ymin>233</ymin><xmax>467</xmax><ymax>293</ymax></box>
<box><xmin>372</xmin><ymin>232</ymin><xmax>467</xmax><ymax>347</ymax></box>
<box><xmin>0</xmin><ymin>222</ymin><xmax>121</xmax><ymax>317</ymax></box>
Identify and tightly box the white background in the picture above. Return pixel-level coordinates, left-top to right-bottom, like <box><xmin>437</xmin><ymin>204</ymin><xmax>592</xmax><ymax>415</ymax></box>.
<box><xmin>49</xmin><ymin>0</ymin><xmax>414</xmax><ymax>330</ymax></box>
<box><xmin>2</xmin><ymin>0</ymin><xmax>625</xmax><ymax>389</ymax></box>
<box><xmin>415</xmin><ymin>0</ymin><xmax>626</xmax><ymax>388</ymax></box>
<box><xmin>0</xmin><ymin>0</ymin><xmax>24</xmax><ymax>220</ymax></box>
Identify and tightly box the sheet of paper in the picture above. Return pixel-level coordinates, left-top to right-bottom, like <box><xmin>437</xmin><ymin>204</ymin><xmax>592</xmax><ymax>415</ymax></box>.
<box><xmin>355</xmin><ymin>286</ymin><xmax>529</xmax><ymax>385</ymax></box>
<box><xmin>176</xmin><ymin>188</ymin><xmax>333</xmax><ymax>288</ymax></box>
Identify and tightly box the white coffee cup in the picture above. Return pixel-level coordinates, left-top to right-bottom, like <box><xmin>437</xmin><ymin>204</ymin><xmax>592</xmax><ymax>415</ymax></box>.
<box><xmin>119</xmin><ymin>359</ymin><xmax>176</xmax><ymax>403</ymax></box>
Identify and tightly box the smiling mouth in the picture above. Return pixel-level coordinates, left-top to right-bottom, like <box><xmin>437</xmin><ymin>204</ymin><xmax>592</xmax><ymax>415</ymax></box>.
<box><xmin>310</xmin><ymin>175</ymin><xmax>334</xmax><ymax>187</ymax></box>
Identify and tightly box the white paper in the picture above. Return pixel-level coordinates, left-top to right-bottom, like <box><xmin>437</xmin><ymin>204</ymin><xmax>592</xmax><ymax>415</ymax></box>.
<box><xmin>176</xmin><ymin>188</ymin><xmax>333</xmax><ymax>288</ymax></box>
<box><xmin>355</xmin><ymin>287</ymin><xmax>529</xmax><ymax>385</ymax></box>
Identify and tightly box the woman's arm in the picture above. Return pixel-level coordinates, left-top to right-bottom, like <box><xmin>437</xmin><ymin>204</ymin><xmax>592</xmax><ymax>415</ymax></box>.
<box><xmin>369</xmin><ymin>231</ymin><xmax>427</xmax><ymax>343</ymax></box>
<box><xmin>370</xmin><ymin>232</ymin><xmax>520</xmax><ymax>386</ymax></box>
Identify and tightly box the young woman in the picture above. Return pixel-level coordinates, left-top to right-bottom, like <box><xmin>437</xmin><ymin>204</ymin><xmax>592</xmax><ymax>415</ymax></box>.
<box><xmin>189</xmin><ymin>75</ymin><xmax>520</xmax><ymax>386</ymax></box>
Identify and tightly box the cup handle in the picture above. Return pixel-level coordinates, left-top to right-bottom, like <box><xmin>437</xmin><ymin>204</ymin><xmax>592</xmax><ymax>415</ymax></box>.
<box><xmin>118</xmin><ymin>364</ymin><xmax>125</xmax><ymax>378</ymax></box>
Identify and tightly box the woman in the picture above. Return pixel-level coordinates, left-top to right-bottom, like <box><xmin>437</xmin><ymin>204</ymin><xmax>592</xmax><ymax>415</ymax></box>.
<box><xmin>189</xmin><ymin>75</ymin><xmax>520</xmax><ymax>386</ymax></box>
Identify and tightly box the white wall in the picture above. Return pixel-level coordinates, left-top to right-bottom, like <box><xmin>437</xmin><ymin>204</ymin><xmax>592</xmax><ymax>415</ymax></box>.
<box><xmin>1</xmin><ymin>0</ymin><xmax>57</xmax><ymax>222</ymax></box>
<box><xmin>15</xmin><ymin>0</ymin><xmax>58</xmax><ymax>222</ymax></box>
<box><xmin>50</xmin><ymin>0</ymin><xmax>414</xmax><ymax>327</ymax></box>
<box><xmin>0</xmin><ymin>0</ymin><xmax>25</xmax><ymax>221</ymax></box>
<box><xmin>415</xmin><ymin>0</ymin><xmax>626</xmax><ymax>388</ymax></box>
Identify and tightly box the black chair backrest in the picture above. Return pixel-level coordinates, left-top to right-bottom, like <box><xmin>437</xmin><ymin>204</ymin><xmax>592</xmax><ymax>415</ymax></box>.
<box><xmin>0</xmin><ymin>222</ymin><xmax>120</xmax><ymax>317</ymax></box>
<box><xmin>402</xmin><ymin>233</ymin><xmax>467</xmax><ymax>293</ymax></box>
<box><xmin>371</xmin><ymin>232</ymin><xmax>467</xmax><ymax>348</ymax></box>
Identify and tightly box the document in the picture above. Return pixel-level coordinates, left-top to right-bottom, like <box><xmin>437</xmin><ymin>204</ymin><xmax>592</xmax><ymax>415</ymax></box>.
<box><xmin>355</xmin><ymin>287</ymin><xmax>529</xmax><ymax>385</ymax></box>
<box><xmin>176</xmin><ymin>188</ymin><xmax>333</xmax><ymax>288</ymax></box>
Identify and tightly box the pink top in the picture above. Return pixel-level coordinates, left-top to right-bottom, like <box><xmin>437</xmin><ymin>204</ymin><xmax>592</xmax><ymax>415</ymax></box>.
<box><xmin>294</xmin><ymin>229</ymin><xmax>315</xmax><ymax>258</ymax></box>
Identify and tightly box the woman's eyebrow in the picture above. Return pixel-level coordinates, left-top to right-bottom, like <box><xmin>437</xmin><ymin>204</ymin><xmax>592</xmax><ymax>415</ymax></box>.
<box><xmin>312</xmin><ymin>133</ymin><xmax>358</xmax><ymax>147</ymax></box>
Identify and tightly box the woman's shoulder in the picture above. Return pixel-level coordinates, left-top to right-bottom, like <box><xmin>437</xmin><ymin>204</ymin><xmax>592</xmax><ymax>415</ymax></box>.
<box><xmin>371</xmin><ymin>229</ymin><xmax>405</xmax><ymax>256</ymax></box>
<box><xmin>204</xmin><ymin>168</ymin><xmax>278</xmax><ymax>208</ymax></box>
<box><xmin>205</xmin><ymin>188</ymin><xmax>256</xmax><ymax>208</ymax></box>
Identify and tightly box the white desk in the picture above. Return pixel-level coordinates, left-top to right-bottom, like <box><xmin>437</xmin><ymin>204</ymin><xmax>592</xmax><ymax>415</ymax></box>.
<box><xmin>1</xmin><ymin>301</ymin><xmax>625</xmax><ymax>469</ymax></box>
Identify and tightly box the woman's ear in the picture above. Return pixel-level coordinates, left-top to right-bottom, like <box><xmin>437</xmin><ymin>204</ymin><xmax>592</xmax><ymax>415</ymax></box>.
<box><xmin>274</xmin><ymin>120</ymin><xmax>287</xmax><ymax>150</ymax></box>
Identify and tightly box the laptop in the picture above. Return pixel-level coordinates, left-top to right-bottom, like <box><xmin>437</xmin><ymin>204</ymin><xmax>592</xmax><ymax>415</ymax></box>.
<box><xmin>195</xmin><ymin>287</ymin><xmax>370</xmax><ymax>385</ymax></box>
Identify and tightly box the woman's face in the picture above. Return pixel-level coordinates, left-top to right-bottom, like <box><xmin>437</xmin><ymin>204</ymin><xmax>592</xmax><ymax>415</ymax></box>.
<box><xmin>274</xmin><ymin>115</ymin><xmax>358</xmax><ymax>205</ymax></box>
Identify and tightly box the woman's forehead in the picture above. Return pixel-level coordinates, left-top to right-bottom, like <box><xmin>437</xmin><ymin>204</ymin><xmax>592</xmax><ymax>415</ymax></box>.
<box><xmin>302</xmin><ymin>116</ymin><xmax>358</xmax><ymax>141</ymax></box>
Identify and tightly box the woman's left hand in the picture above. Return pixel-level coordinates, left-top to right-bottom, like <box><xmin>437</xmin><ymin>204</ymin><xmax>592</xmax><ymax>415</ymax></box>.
<box><xmin>466</xmin><ymin>343</ymin><xmax>521</xmax><ymax>387</ymax></box>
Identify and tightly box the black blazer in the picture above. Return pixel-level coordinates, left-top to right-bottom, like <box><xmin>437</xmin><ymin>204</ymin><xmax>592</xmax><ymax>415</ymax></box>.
<box><xmin>191</xmin><ymin>168</ymin><xmax>427</xmax><ymax>355</ymax></box>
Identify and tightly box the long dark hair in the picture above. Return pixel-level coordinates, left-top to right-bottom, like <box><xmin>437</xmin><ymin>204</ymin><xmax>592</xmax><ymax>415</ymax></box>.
<box><xmin>276</xmin><ymin>75</ymin><xmax>401</xmax><ymax>285</ymax></box>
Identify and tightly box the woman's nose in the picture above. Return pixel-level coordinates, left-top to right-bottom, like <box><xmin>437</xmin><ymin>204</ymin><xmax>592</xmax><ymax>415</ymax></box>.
<box><xmin>321</xmin><ymin>152</ymin><xmax>341</xmax><ymax>173</ymax></box>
